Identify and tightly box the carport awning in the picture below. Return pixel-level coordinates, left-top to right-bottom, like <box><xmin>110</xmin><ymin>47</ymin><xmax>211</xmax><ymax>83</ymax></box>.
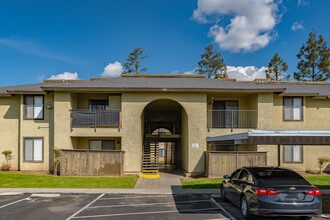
<box><xmin>207</xmin><ymin>130</ymin><xmax>330</xmax><ymax>145</ymax></box>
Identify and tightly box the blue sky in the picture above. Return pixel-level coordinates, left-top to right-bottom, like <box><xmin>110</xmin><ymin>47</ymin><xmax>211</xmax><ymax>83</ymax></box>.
<box><xmin>0</xmin><ymin>0</ymin><xmax>330</xmax><ymax>86</ymax></box>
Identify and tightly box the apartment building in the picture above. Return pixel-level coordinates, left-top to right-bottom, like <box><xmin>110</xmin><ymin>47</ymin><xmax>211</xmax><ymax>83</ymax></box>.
<box><xmin>0</xmin><ymin>74</ymin><xmax>329</xmax><ymax>176</ymax></box>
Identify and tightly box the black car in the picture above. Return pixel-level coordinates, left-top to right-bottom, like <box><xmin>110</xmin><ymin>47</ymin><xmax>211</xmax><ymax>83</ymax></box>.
<box><xmin>220</xmin><ymin>167</ymin><xmax>322</xmax><ymax>219</ymax></box>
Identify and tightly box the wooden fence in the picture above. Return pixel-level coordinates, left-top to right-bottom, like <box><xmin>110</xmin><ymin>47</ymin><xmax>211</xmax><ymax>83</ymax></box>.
<box><xmin>60</xmin><ymin>149</ymin><xmax>125</xmax><ymax>176</ymax></box>
<box><xmin>206</xmin><ymin>151</ymin><xmax>267</xmax><ymax>178</ymax></box>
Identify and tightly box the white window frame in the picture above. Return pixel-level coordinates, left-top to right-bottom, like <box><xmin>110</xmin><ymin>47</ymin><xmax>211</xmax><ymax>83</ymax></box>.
<box><xmin>24</xmin><ymin>95</ymin><xmax>44</xmax><ymax>119</ymax></box>
<box><xmin>283</xmin><ymin>145</ymin><xmax>303</xmax><ymax>163</ymax></box>
<box><xmin>24</xmin><ymin>138</ymin><xmax>43</xmax><ymax>162</ymax></box>
<box><xmin>284</xmin><ymin>97</ymin><xmax>303</xmax><ymax>121</ymax></box>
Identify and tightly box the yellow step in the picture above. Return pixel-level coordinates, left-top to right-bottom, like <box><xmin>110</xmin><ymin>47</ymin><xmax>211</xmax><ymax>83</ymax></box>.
<box><xmin>139</xmin><ymin>173</ymin><xmax>159</xmax><ymax>178</ymax></box>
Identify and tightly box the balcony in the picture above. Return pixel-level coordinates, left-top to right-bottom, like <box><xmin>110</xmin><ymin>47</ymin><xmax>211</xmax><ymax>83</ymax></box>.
<box><xmin>207</xmin><ymin>110</ymin><xmax>258</xmax><ymax>129</ymax></box>
<box><xmin>70</xmin><ymin>109</ymin><xmax>121</xmax><ymax>129</ymax></box>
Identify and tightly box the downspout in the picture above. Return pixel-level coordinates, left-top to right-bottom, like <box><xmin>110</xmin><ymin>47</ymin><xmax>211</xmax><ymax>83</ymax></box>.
<box><xmin>277</xmin><ymin>144</ymin><xmax>281</xmax><ymax>167</ymax></box>
<box><xmin>17</xmin><ymin>95</ymin><xmax>22</xmax><ymax>171</ymax></box>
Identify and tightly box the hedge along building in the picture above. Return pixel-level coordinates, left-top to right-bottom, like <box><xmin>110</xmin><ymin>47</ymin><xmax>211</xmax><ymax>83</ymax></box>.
<box><xmin>0</xmin><ymin>74</ymin><xmax>329</xmax><ymax>176</ymax></box>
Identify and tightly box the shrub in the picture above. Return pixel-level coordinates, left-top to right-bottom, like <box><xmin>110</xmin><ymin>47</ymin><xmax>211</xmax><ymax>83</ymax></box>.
<box><xmin>318</xmin><ymin>157</ymin><xmax>330</xmax><ymax>174</ymax></box>
<box><xmin>51</xmin><ymin>146</ymin><xmax>61</xmax><ymax>176</ymax></box>
<box><xmin>1</xmin><ymin>163</ymin><xmax>11</xmax><ymax>171</ymax></box>
<box><xmin>1</xmin><ymin>150</ymin><xmax>13</xmax><ymax>171</ymax></box>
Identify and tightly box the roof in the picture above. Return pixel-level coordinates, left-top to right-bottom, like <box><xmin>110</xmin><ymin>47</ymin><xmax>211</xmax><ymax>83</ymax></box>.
<box><xmin>40</xmin><ymin>77</ymin><xmax>286</xmax><ymax>92</ymax></box>
<box><xmin>0</xmin><ymin>75</ymin><xmax>329</xmax><ymax>97</ymax></box>
<box><xmin>207</xmin><ymin>129</ymin><xmax>330</xmax><ymax>145</ymax></box>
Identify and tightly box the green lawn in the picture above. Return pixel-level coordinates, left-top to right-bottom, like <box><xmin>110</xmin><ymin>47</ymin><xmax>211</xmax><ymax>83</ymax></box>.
<box><xmin>181</xmin><ymin>176</ymin><xmax>330</xmax><ymax>189</ymax></box>
<box><xmin>0</xmin><ymin>172</ymin><xmax>138</xmax><ymax>188</ymax></box>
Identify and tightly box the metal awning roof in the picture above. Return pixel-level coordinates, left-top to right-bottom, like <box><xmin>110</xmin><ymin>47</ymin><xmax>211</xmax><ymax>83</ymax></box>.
<box><xmin>207</xmin><ymin>130</ymin><xmax>330</xmax><ymax>145</ymax></box>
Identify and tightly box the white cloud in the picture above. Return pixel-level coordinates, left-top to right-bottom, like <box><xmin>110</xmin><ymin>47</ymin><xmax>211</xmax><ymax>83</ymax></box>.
<box><xmin>183</xmin><ymin>68</ymin><xmax>197</xmax><ymax>74</ymax></box>
<box><xmin>291</xmin><ymin>21</ymin><xmax>304</xmax><ymax>31</ymax></box>
<box><xmin>101</xmin><ymin>61</ymin><xmax>123</xmax><ymax>77</ymax></box>
<box><xmin>226</xmin><ymin>66</ymin><xmax>266</xmax><ymax>81</ymax></box>
<box><xmin>297</xmin><ymin>0</ymin><xmax>309</xmax><ymax>6</ymax></box>
<box><xmin>193</xmin><ymin>0</ymin><xmax>280</xmax><ymax>52</ymax></box>
<box><xmin>49</xmin><ymin>72</ymin><xmax>78</xmax><ymax>80</ymax></box>
<box><xmin>170</xmin><ymin>70</ymin><xmax>179</xmax><ymax>74</ymax></box>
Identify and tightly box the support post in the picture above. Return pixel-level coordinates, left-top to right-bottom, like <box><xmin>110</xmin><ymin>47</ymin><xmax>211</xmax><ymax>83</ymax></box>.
<box><xmin>277</xmin><ymin>144</ymin><xmax>281</xmax><ymax>167</ymax></box>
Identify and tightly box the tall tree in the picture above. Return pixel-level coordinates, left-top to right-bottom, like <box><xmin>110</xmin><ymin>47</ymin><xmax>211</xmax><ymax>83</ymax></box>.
<box><xmin>265</xmin><ymin>53</ymin><xmax>289</xmax><ymax>81</ymax></box>
<box><xmin>123</xmin><ymin>47</ymin><xmax>148</xmax><ymax>74</ymax></box>
<box><xmin>197</xmin><ymin>44</ymin><xmax>227</xmax><ymax>79</ymax></box>
<box><xmin>294</xmin><ymin>30</ymin><xmax>330</xmax><ymax>81</ymax></box>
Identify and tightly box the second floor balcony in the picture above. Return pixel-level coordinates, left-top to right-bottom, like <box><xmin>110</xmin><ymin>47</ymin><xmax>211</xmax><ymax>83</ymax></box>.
<box><xmin>70</xmin><ymin>109</ymin><xmax>121</xmax><ymax>129</ymax></box>
<box><xmin>207</xmin><ymin>110</ymin><xmax>258</xmax><ymax>130</ymax></box>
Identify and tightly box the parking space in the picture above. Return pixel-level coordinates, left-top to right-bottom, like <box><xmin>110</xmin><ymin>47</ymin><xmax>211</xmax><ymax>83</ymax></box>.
<box><xmin>0</xmin><ymin>193</ymin><xmax>329</xmax><ymax>220</ymax></box>
<box><xmin>212</xmin><ymin>194</ymin><xmax>330</xmax><ymax>220</ymax></box>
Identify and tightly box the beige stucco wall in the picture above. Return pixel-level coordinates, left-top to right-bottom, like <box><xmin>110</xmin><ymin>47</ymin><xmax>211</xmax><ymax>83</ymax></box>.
<box><xmin>19</xmin><ymin>93</ymin><xmax>54</xmax><ymax>171</ymax></box>
<box><xmin>121</xmin><ymin>92</ymin><xmax>208</xmax><ymax>174</ymax></box>
<box><xmin>0</xmin><ymin>96</ymin><xmax>20</xmax><ymax>170</ymax></box>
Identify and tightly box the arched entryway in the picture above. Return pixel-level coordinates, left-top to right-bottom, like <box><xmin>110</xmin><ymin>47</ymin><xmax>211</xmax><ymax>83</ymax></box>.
<box><xmin>141</xmin><ymin>99</ymin><xmax>187</xmax><ymax>173</ymax></box>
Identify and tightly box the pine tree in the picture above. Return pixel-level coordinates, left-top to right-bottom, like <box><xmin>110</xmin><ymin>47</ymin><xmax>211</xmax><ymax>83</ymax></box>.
<box><xmin>294</xmin><ymin>30</ymin><xmax>330</xmax><ymax>81</ymax></box>
<box><xmin>123</xmin><ymin>47</ymin><xmax>148</xmax><ymax>74</ymax></box>
<box><xmin>197</xmin><ymin>44</ymin><xmax>227</xmax><ymax>79</ymax></box>
<box><xmin>265</xmin><ymin>53</ymin><xmax>289</xmax><ymax>81</ymax></box>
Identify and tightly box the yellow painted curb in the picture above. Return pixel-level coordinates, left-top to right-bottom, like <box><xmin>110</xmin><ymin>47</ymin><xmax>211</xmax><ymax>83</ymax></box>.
<box><xmin>142</xmin><ymin>170</ymin><xmax>158</xmax><ymax>173</ymax></box>
<box><xmin>139</xmin><ymin>173</ymin><xmax>160</xmax><ymax>178</ymax></box>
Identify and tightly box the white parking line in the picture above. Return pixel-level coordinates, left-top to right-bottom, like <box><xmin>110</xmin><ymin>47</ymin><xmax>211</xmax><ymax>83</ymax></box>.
<box><xmin>0</xmin><ymin>197</ymin><xmax>30</xmax><ymax>209</ymax></box>
<box><xmin>88</xmin><ymin>199</ymin><xmax>211</xmax><ymax>208</ymax></box>
<box><xmin>98</xmin><ymin>195</ymin><xmax>172</xmax><ymax>200</ymax></box>
<box><xmin>210</xmin><ymin>198</ymin><xmax>237</xmax><ymax>220</ymax></box>
<box><xmin>66</xmin><ymin>193</ymin><xmax>104</xmax><ymax>220</ymax></box>
<box><xmin>71</xmin><ymin>207</ymin><xmax>221</xmax><ymax>219</ymax></box>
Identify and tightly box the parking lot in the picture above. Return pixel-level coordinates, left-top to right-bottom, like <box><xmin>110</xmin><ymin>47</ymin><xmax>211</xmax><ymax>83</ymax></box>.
<box><xmin>0</xmin><ymin>193</ymin><xmax>329</xmax><ymax>220</ymax></box>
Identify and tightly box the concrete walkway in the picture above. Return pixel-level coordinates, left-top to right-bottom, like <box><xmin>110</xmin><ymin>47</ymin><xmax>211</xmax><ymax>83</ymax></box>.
<box><xmin>134</xmin><ymin>171</ymin><xmax>183</xmax><ymax>193</ymax></box>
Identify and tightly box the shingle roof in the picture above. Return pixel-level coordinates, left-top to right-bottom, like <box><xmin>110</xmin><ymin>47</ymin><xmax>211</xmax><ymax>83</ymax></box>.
<box><xmin>41</xmin><ymin>77</ymin><xmax>285</xmax><ymax>92</ymax></box>
<box><xmin>0</xmin><ymin>77</ymin><xmax>329</xmax><ymax>97</ymax></box>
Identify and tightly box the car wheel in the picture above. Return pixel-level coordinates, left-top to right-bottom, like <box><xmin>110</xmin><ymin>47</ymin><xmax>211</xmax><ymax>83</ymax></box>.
<box><xmin>221</xmin><ymin>186</ymin><xmax>227</xmax><ymax>202</ymax></box>
<box><xmin>241</xmin><ymin>196</ymin><xmax>253</xmax><ymax>220</ymax></box>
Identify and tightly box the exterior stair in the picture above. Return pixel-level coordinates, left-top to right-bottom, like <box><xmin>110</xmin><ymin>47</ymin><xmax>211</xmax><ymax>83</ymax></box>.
<box><xmin>141</xmin><ymin>138</ymin><xmax>159</xmax><ymax>177</ymax></box>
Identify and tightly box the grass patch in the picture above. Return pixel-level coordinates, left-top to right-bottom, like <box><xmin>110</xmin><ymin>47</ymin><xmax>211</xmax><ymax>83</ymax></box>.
<box><xmin>181</xmin><ymin>176</ymin><xmax>330</xmax><ymax>189</ymax></box>
<box><xmin>304</xmin><ymin>176</ymin><xmax>330</xmax><ymax>189</ymax></box>
<box><xmin>0</xmin><ymin>172</ymin><xmax>138</xmax><ymax>188</ymax></box>
<box><xmin>181</xmin><ymin>178</ymin><xmax>223</xmax><ymax>189</ymax></box>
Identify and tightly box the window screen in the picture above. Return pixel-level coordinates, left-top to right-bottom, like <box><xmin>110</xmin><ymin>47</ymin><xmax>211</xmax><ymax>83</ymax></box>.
<box><xmin>284</xmin><ymin>97</ymin><xmax>302</xmax><ymax>120</ymax></box>
<box><xmin>89</xmin><ymin>140</ymin><xmax>115</xmax><ymax>150</ymax></box>
<box><xmin>24</xmin><ymin>96</ymin><xmax>44</xmax><ymax>119</ymax></box>
<box><xmin>24</xmin><ymin>138</ymin><xmax>43</xmax><ymax>162</ymax></box>
<box><xmin>284</xmin><ymin>145</ymin><xmax>303</xmax><ymax>162</ymax></box>
<box><xmin>89</xmin><ymin>100</ymin><xmax>109</xmax><ymax>110</ymax></box>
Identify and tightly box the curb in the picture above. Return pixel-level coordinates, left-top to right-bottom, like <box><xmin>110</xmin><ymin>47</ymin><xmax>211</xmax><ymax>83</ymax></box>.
<box><xmin>0</xmin><ymin>188</ymin><xmax>328</xmax><ymax>195</ymax></box>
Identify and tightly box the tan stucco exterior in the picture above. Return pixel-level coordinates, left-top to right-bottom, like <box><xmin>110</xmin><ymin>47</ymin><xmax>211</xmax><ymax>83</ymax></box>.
<box><xmin>0</xmin><ymin>80</ymin><xmax>329</xmax><ymax>174</ymax></box>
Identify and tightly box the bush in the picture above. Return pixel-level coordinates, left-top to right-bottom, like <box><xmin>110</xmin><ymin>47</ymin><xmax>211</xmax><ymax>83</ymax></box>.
<box><xmin>1</xmin><ymin>164</ymin><xmax>11</xmax><ymax>171</ymax></box>
<box><xmin>1</xmin><ymin>150</ymin><xmax>13</xmax><ymax>171</ymax></box>
<box><xmin>318</xmin><ymin>157</ymin><xmax>330</xmax><ymax>174</ymax></box>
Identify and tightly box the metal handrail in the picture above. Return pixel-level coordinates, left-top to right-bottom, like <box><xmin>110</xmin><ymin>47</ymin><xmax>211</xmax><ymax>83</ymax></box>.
<box><xmin>70</xmin><ymin>109</ymin><xmax>121</xmax><ymax>130</ymax></box>
<box><xmin>207</xmin><ymin>109</ymin><xmax>258</xmax><ymax>130</ymax></box>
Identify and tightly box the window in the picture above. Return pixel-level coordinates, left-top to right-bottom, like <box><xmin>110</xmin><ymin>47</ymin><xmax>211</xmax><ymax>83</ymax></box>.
<box><xmin>89</xmin><ymin>100</ymin><xmax>109</xmax><ymax>110</ymax></box>
<box><xmin>284</xmin><ymin>97</ymin><xmax>302</xmax><ymax>121</ymax></box>
<box><xmin>284</xmin><ymin>145</ymin><xmax>303</xmax><ymax>163</ymax></box>
<box><xmin>238</xmin><ymin>169</ymin><xmax>250</xmax><ymax>182</ymax></box>
<box><xmin>89</xmin><ymin>140</ymin><xmax>115</xmax><ymax>150</ymax></box>
<box><xmin>212</xmin><ymin>101</ymin><xmax>238</xmax><ymax>128</ymax></box>
<box><xmin>24</xmin><ymin>138</ymin><xmax>43</xmax><ymax>162</ymax></box>
<box><xmin>24</xmin><ymin>96</ymin><xmax>44</xmax><ymax>119</ymax></box>
<box><xmin>230</xmin><ymin>169</ymin><xmax>241</xmax><ymax>180</ymax></box>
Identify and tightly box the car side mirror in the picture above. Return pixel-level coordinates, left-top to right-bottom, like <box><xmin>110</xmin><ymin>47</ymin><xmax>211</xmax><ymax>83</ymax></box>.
<box><xmin>223</xmin><ymin>175</ymin><xmax>229</xmax><ymax>179</ymax></box>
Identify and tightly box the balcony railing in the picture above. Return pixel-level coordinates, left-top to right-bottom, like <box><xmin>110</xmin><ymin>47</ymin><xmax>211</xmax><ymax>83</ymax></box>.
<box><xmin>70</xmin><ymin>109</ymin><xmax>121</xmax><ymax>129</ymax></box>
<box><xmin>207</xmin><ymin>110</ymin><xmax>257</xmax><ymax>129</ymax></box>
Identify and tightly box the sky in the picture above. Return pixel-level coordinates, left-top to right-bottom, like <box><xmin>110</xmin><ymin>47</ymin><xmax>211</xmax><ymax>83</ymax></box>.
<box><xmin>0</xmin><ymin>0</ymin><xmax>330</xmax><ymax>86</ymax></box>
